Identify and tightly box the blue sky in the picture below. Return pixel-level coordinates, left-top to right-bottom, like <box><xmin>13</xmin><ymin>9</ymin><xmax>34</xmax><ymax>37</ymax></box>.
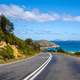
<box><xmin>0</xmin><ymin>0</ymin><xmax>80</xmax><ymax>40</ymax></box>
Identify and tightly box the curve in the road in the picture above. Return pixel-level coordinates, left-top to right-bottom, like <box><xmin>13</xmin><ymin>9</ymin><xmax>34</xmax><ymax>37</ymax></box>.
<box><xmin>23</xmin><ymin>53</ymin><xmax>52</xmax><ymax>80</ymax></box>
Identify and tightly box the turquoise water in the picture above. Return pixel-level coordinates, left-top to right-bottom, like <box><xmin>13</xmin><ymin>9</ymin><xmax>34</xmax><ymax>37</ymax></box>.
<box><xmin>53</xmin><ymin>41</ymin><xmax>80</xmax><ymax>52</ymax></box>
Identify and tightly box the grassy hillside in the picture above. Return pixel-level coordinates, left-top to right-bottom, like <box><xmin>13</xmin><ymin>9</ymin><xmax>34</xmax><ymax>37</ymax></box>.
<box><xmin>0</xmin><ymin>15</ymin><xmax>40</xmax><ymax>63</ymax></box>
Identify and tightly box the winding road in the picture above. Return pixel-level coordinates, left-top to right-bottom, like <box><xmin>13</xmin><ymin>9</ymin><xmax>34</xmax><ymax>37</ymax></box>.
<box><xmin>35</xmin><ymin>53</ymin><xmax>80</xmax><ymax>80</ymax></box>
<box><xmin>0</xmin><ymin>52</ymin><xmax>49</xmax><ymax>80</ymax></box>
<box><xmin>0</xmin><ymin>52</ymin><xmax>80</xmax><ymax>80</ymax></box>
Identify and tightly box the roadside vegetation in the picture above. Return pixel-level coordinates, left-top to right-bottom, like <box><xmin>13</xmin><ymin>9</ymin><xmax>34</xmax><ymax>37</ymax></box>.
<box><xmin>56</xmin><ymin>47</ymin><xmax>80</xmax><ymax>57</ymax></box>
<box><xmin>56</xmin><ymin>47</ymin><xmax>66</xmax><ymax>53</ymax></box>
<box><xmin>0</xmin><ymin>15</ymin><xmax>40</xmax><ymax>63</ymax></box>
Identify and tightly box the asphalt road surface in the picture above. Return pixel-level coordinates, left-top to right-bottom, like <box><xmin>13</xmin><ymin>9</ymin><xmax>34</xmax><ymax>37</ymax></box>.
<box><xmin>0</xmin><ymin>52</ymin><xmax>49</xmax><ymax>80</ymax></box>
<box><xmin>0</xmin><ymin>53</ymin><xmax>80</xmax><ymax>80</ymax></box>
<box><xmin>35</xmin><ymin>54</ymin><xmax>80</xmax><ymax>80</ymax></box>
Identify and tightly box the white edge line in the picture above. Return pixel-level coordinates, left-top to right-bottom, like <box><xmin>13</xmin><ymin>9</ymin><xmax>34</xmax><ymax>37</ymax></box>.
<box><xmin>23</xmin><ymin>53</ymin><xmax>52</xmax><ymax>80</ymax></box>
<box><xmin>30</xmin><ymin>54</ymin><xmax>52</xmax><ymax>80</ymax></box>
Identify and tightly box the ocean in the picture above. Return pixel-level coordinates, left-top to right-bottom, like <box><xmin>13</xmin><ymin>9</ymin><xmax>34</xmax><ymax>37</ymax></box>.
<box><xmin>53</xmin><ymin>41</ymin><xmax>80</xmax><ymax>52</ymax></box>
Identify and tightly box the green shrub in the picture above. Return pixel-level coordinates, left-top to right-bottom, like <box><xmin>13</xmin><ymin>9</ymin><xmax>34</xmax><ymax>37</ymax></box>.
<box><xmin>0</xmin><ymin>45</ymin><xmax>14</xmax><ymax>60</ymax></box>
<box><xmin>0</xmin><ymin>49</ymin><xmax>8</xmax><ymax>60</ymax></box>
<box><xmin>0</xmin><ymin>55</ymin><xmax>3</xmax><ymax>60</ymax></box>
<box><xmin>25</xmin><ymin>38</ymin><xmax>33</xmax><ymax>45</ymax></box>
<box><xmin>57</xmin><ymin>48</ymin><xmax>65</xmax><ymax>53</ymax></box>
<box><xmin>0</xmin><ymin>27</ymin><xmax>5</xmax><ymax>41</ymax></box>
<box><xmin>74</xmin><ymin>52</ymin><xmax>80</xmax><ymax>55</ymax></box>
<box><xmin>5</xmin><ymin>45</ymin><xmax>14</xmax><ymax>59</ymax></box>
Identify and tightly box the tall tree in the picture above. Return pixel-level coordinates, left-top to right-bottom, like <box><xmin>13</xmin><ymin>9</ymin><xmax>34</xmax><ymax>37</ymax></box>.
<box><xmin>0</xmin><ymin>15</ymin><xmax>14</xmax><ymax>34</ymax></box>
<box><xmin>25</xmin><ymin>38</ymin><xmax>33</xmax><ymax>45</ymax></box>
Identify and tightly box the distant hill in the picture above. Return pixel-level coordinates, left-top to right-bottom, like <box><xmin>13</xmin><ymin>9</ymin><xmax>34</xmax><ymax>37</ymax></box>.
<box><xmin>35</xmin><ymin>40</ymin><xmax>59</xmax><ymax>47</ymax></box>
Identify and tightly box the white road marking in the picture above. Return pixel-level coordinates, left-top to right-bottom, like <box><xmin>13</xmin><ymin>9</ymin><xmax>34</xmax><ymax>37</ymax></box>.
<box><xmin>23</xmin><ymin>53</ymin><xmax>52</xmax><ymax>80</ymax></box>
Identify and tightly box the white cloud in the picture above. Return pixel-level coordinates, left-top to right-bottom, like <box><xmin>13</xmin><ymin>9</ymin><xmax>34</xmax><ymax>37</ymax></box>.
<box><xmin>74</xmin><ymin>16</ymin><xmax>80</xmax><ymax>21</ymax></box>
<box><xmin>62</xmin><ymin>15</ymin><xmax>74</xmax><ymax>21</ymax></box>
<box><xmin>62</xmin><ymin>15</ymin><xmax>80</xmax><ymax>22</ymax></box>
<box><xmin>0</xmin><ymin>4</ymin><xmax>80</xmax><ymax>22</ymax></box>
<box><xmin>0</xmin><ymin>4</ymin><xmax>59</xmax><ymax>22</ymax></box>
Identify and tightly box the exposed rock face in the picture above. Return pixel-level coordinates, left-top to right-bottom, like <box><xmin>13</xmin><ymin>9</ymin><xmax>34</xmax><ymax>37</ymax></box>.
<box><xmin>10</xmin><ymin>45</ymin><xmax>24</xmax><ymax>59</ymax></box>
<box><xmin>0</xmin><ymin>41</ymin><xmax>7</xmax><ymax>48</ymax></box>
<box><xmin>0</xmin><ymin>41</ymin><xmax>25</xmax><ymax>59</ymax></box>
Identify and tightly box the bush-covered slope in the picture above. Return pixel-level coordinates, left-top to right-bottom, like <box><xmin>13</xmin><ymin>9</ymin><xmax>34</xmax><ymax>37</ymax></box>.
<box><xmin>0</xmin><ymin>15</ymin><xmax>40</xmax><ymax>62</ymax></box>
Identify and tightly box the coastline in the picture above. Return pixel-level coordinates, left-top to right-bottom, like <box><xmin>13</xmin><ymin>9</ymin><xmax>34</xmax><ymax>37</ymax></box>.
<box><xmin>54</xmin><ymin>41</ymin><xmax>80</xmax><ymax>52</ymax></box>
<box><xmin>52</xmin><ymin>52</ymin><xmax>80</xmax><ymax>58</ymax></box>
